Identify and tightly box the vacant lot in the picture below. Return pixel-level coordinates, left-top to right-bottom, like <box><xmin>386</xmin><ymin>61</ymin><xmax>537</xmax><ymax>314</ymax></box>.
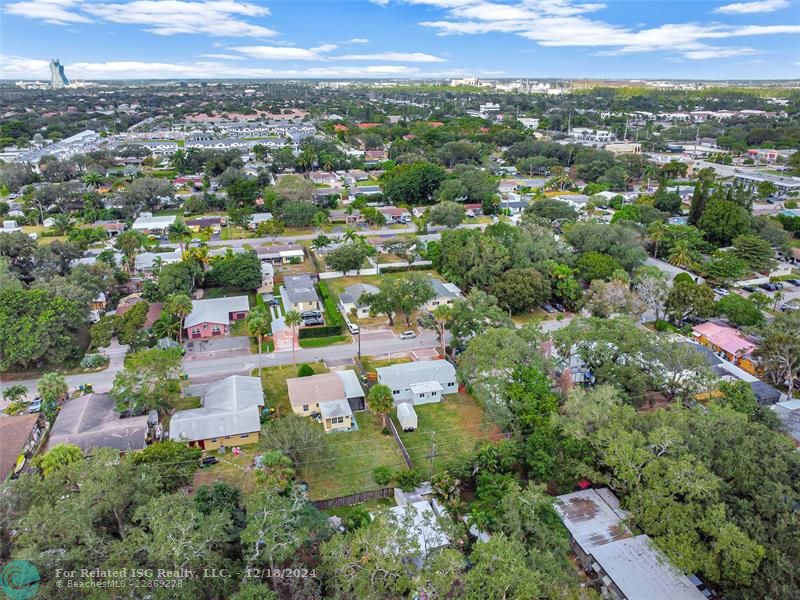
<box><xmin>300</xmin><ymin>412</ymin><xmax>406</xmax><ymax>501</ymax></box>
<box><xmin>395</xmin><ymin>393</ymin><xmax>500</xmax><ymax>476</ymax></box>
<box><xmin>192</xmin><ymin>448</ymin><xmax>257</xmax><ymax>495</ymax></box>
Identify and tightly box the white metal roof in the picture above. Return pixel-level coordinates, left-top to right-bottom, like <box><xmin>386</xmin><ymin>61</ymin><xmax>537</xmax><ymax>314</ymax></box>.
<box><xmin>554</xmin><ymin>488</ymin><xmax>630</xmax><ymax>554</ymax></box>
<box><xmin>131</xmin><ymin>214</ymin><xmax>176</xmax><ymax>230</ymax></box>
<box><xmin>591</xmin><ymin>535</ymin><xmax>706</xmax><ymax>600</ymax></box>
<box><xmin>410</xmin><ymin>381</ymin><xmax>443</xmax><ymax>394</ymax></box>
<box><xmin>319</xmin><ymin>399</ymin><xmax>353</xmax><ymax>420</ymax></box>
<box><xmin>335</xmin><ymin>370</ymin><xmax>364</xmax><ymax>399</ymax></box>
<box><xmin>376</xmin><ymin>360</ymin><xmax>456</xmax><ymax>391</ymax></box>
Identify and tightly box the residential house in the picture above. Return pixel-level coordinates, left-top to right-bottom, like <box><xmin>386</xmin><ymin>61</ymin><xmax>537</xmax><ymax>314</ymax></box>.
<box><xmin>555</xmin><ymin>488</ymin><xmax>705</xmax><ymax>600</ymax></box>
<box><xmin>173</xmin><ymin>175</ymin><xmax>203</xmax><ymax>190</ymax></box>
<box><xmin>131</xmin><ymin>213</ymin><xmax>176</xmax><ymax>235</ymax></box>
<box><xmin>287</xmin><ymin>370</ymin><xmax>365</xmax><ymax>432</ymax></box>
<box><xmin>0</xmin><ymin>414</ymin><xmax>45</xmax><ymax>481</ymax></box>
<box><xmin>94</xmin><ymin>220</ymin><xmax>126</xmax><ymax>236</ymax></box>
<box><xmin>310</xmin><ymin>171</ymin><xmax>339</xmax><ymax>186</ymax></box>
<box><xmin>48</xmin><ymin>394</ymin><xmax>150</xmax><ymax>454</ymax></box>
<box><xmin>376</xmin><ymin>360</ymin><xmax>458</xmax><ymax>405</ymax></box>
<box><xmin>115</xmin><ymin>295</ymin><xmax>164</xmax><ymax>328</ymax></box>
<box><xmin>378</xmin><ymin>206</ymin><xmax>412</xmax><ymax>224</ymax></box>
<box><xmin>184</xmin><ymin>296</ymin><xmax>250</xmax><ymax>339</ymax></box>
<box><xmin>282</xmin><ymin>274</ymin><xmax>321</xmax><ymax>312</ymax></box>
<box><xmin>692</xmin><ymin>322</ymin><xmax>759</xmax><ymax>376</ymax></box>
<box><xmin>170</xmin><ymin>375</ymin><xmax>264</xmax><ymax>450</ymax></box>
<box><xmin>256</xmin><ymin>244</ymin><xmax>305</xmax><ymax>264</ymax></box>
<box><xmin>350</xmin><ymin>185</ymin><xmax>382</xmax><ymax>197</ymax></box>
<box><xmin>364</xmin><ymin>149</ymin><xmax>388</xmax><ymax>163</ymax></box>
<box><xmin>134</xmin><ymin>250</ymin><xmax>182</xmax><ymax>272</ymax></box>
<box><xmin>248</xmin><ymin>212</ymin><xmax>274</xmax><ymax>229</ymax></box>
<box><xmin>186</xmin><ymin>216</ymin><xmax>223</xmax><ymax>233</ymax></box>
<box><xmin>339</xmin><ymin>283</ymin><xmax>379</xmax><ymax>319</ymax></box>
<box><xmin>329</xmin><ymin>209</ymin><xmax>365</xmax><ymax>225</ymax></box>
<box><xmin>464</xmin><ymin>203</ymin><xmax>483</xmax><ymax>217</ymax></box>
<box><xmin>424</xmin><ymin>278</ymin><xmax>462</xmax><ymax>312</ymax></box>
<box><xmin>556</xmin><ymin>194</ymin><xmax>591</xmax><ymax>210</ymax></box>
<box><xmin>90</xmin><ymin>292</ymin><xmax>108</xmax><ymax>311</ymax></box>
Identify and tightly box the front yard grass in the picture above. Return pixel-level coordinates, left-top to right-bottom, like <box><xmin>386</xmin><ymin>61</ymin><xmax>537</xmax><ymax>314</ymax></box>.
<box><xmin>299</xmin><ymin>335</ymin><xmax>350</xmax><ymax>348</ymax></box>
<box><xmin>255</xmin><ymin>362</ymin><xmax>329</xmax><ymax>416</ymax></box>
<box><xmin>301</xmin><ymin>412</ymin><xmax>406</xmax><ymax>501</ymax></box>
<box><xmin>395</xmin><ymin>393</ymin><xmax>500</xmax><ymax>476</ymax></box>
<box><xmin>360</xmin><ymin>355</ymin><xmax>413</xmax><ymax>372</ymax></box>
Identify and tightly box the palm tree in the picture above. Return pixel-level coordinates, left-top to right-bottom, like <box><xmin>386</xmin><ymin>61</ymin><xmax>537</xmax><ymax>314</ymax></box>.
<box><xmin>312</xmin><ymin>211</ymin><xmax>329</xmax><ymax>233</ymax></box>
<box><xmin>82</xmin><ymin>171</ymin><xmax>103</xmax><ymax>188</ymax></box>
<box><xmin>667</xmin><ymin>239</ymin><xmax>692</xmax><ymax>268</ymax></box>
<box><xmin>311</xmin><ymin>234</ymin><xmax>332</xmax><ymax>251</ymax></box>
<box><xmin>167</xmin><ymin>220</ymin><xmax>192</xmax><ymax>253</ymax></box>
<box><xmin>152</xmin><ymin>313</ymin><xmax>181</xmax><ymax>340</ymax></box>
<box><xmin>647</xmin><ymin>220</ymin><xmax>667</xmax><ymax>258</ymax></box>
<box><xmin>429</xmin><ymin>305</ymin><xmax>453</xmax><ymax>358</ymax></box>
<box><xmin>247</xmin><ymin>306</ymin><xmax>272</xmax><ymax>371</ymax></box>
<box><xmin>51</xmin><ymin>213</ymin><xmax>74</xmax><ymax>235</ymax></box>
<box><xmin>284</xmin><ymin>310</ymin><xmax>303</xmax><ymax>367</ymax></box>
<box><xmin>642</xmin><ymin>164</ymin><xmax>659</xmax><ymax>191</ymax></box>
<box><xmin>367</xmin><ymin>384</ymin><xmax>394</xmax><ymax>428</ymax></box>
<box><xmin>2</xmin><ymin>384</ymin><xmax>28</xmax><ymax>404</ymax></box>
<box><xmin>772</xmin><ymin>291</ymin><xmax>784</xmax><ymax>311</ymax></box>
<box><xmin>165</xmin><ymin>293</ymin><xmax>193</xmax><ymax>343</ymax></box>
<box><xmin>170</xmin><ymin>149</ymin><xmax>187</xmax><ymax>172</ymax></box>
<box><xmin>342</xmin><ymin>228</ymin><xmax>359</xmax><ymax>244</ymax></box>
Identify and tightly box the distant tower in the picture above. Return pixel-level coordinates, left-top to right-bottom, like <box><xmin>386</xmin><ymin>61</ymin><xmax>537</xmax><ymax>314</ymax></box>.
<box><xmin>49</xmin><ymin>59</ymin><xmax>69</xmax><ymax>89</ymax></box>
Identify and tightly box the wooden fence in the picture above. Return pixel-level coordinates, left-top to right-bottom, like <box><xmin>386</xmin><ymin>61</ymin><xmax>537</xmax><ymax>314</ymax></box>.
<box><xmin>312</xmin><ymin>487</ymin><xmax>394</xmax><ymax>510</ymax></box>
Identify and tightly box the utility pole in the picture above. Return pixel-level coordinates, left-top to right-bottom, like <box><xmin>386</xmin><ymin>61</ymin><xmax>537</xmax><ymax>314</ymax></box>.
<box><xmin>426</xmin><ymin>431</ymin><xmax>437</xmax><ymax>480</ymax></box>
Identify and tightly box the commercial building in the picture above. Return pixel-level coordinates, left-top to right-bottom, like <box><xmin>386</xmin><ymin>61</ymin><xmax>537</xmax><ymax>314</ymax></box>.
<box><xmin>49</xmin><ymin>58</ymin><xmax>69</xmax><ymax>88</ymax></box>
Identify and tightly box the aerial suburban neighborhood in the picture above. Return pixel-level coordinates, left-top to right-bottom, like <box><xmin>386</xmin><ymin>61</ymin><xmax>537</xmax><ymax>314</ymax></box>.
<box><xmin>1</xmin><ymin>2</ymin><xmax>800</xmax><ymax>596</ymax></box>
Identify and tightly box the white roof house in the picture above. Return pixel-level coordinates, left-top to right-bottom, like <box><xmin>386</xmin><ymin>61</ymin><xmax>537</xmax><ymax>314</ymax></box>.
<box><xmin>169</xmin><ymin>375</ymin><xmax>263</xmax><ymax>443</ymax></box>
<box><xmin>555</xmin><ymin>488</ymin><xmax>705</xmax><ymax>600</ymax></box>
<box><xmin>131</xmin><ymin>214</ymin><xmax>176</xmax><ymax>232</ymax></box>
<box><xmin>184</xmin><ymin>296</ymin><xmax>250</xmax><ymax>328</ymax></box>
<box><xmin>376</xmin><ymin>360</ymin><xmax>457</xmax><ymax>405</ymax></box>
<box><xmin>134</xmin><ymin>250</ymin><xmax>182</xmax><ymax>271</ymax></box>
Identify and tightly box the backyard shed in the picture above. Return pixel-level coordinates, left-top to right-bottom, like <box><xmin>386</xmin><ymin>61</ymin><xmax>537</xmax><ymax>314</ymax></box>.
<box><xmin>397</xmin><ymin>403</ymin><xmax>418</xmax><ymax>431</ymax></box>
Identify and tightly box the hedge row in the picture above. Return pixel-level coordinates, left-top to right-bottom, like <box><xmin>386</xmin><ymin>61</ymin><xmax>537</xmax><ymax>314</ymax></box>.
<box><xmin>299</xmin><ymin>324</ymin><xmax>344</xmax><ymax>339</ymax></box>
<box><xmin>317</xmin><ymin>280</ymin><xmax>345</xmax><ymax>327</ymax></box>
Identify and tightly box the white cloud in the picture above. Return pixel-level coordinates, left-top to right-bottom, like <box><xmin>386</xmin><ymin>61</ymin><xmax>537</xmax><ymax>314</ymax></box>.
<box><xmin>369</xmin><ymin>0</ymin><xmax>391</xmax><ymax>5</ymax></box>
<box><xmin>414</xmin><ymin>0</ymin><xmax>800</xmax><ymax>59</ymax></box>
<box><xmin>0</xmin><ymin>54</ymin><xmax>421</xmax><ymax>79</ymax></box>
<box><xmin>5</xmin><ymin>1</ymin><xmax>276</xmax><ymax>37</ymax></box>
<box><xmin>714</xmin><ymin>0</ymin><xmax>789</xmax><ymax>14</ymax></box>
<box><xmin>6</xmin><ymin>0</ymin><xmax>91</xmax><ymax>25</ymax></box>
<box><xmin>336</xmin><ymin>52</ymin><xmax>446</xmax><ymax>62</ymax></box>
<box><xmin>198</xmin><ymin>53</ymin><xmax>247</xmax><ymax>60</ymax></box>
<box><xmin>347</xmin><ymin>38</ymin><xmax>370</xmax><ymax>44</ymax></box>
<box><xmin>230</xmin><ymin>44</ymin><xmax>337</xmax><ymax>60</ymax></box>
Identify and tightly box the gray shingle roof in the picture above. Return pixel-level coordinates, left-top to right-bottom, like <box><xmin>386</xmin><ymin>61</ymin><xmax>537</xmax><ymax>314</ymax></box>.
<box><xmin>284</xmin><ymin>275</ymin><xmax>319</xmax><ymax>304</ymax></box>
<box><xmin>339</xmin><ymin>283</ymin><xmax>379</xmax><ymax>308</ymax></box>
<box><xmin>428</xmin><ymin>277</ymin><xmax>461</xmax><ymax>299</ymax></box>
<box><xmin>319</xmin><ymin>399</ymin><xmax>353</xmax><ymax>419</ymax></box>
<box><xmin>184</xmin><ymin>296</ymin><xmax>249</xmax><ymax>328</ymax></box>
<box><xmin>169</xmin><ymin>375</ymin><xmax>263</xmax><ymax>443</ymax></box>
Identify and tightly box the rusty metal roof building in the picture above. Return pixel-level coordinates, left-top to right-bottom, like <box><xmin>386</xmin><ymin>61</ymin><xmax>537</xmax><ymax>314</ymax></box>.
<box><xmin>554</xmin><ymin>488</ymin><xmax>631</xmax><ymax>555</ymax></box>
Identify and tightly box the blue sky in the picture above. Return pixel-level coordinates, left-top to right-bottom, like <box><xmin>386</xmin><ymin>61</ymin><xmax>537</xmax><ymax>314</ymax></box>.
<box><xmin>1</xmin><ymin>0</ymin><xmax>798</xmax><ymax>80</ymax></box>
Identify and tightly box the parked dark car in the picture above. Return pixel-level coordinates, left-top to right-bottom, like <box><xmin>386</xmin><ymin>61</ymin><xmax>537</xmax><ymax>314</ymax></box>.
<box><xmin>553</xmin><ymin>302</ymin><xmax>566</xmax><ymax>313</ymax></box>
<box><xmin>301</xmin><ymin>310</ymin><xmax>322</xmax><ymax>319</ymax></box>
<box><xmin>541</xmin><ymin>303</ymin><xmax>556</xmax><ymax>314</ymax></box>
<box><xmin>200</xmin><ymin>457</ymin><xmax>218</xmax><ymax>467</ymax></box>
<box><xmin>759</xmin><ymin>283</ymin><xmax>780</xmax><ymax>292</ymax></box>
<box><xmin>742</xmin><ymin>286</ymin><xmax>757</xmax><ymax>293</ymax></box>
<box><xmin>785</xmin><ymin>279</ymin><xmax>800</xmax><ymax>286</ymax></box>
<box><xmin>303</xmin><ymin>317</ymin><xmax>324</xmax><ymax>326</ymax></box>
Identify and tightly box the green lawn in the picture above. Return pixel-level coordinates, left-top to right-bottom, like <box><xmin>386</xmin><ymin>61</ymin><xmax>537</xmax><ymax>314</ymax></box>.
<box><xmin>192</xmin><ymin>447</ymin><xmax>256</xmax><ymax>495</ymax></box>
<box><xmin>299</xmin><ymin>335</ymin><xmax>349</xmax><ymax>348</ymax></box>
<box><xmin>301</xmin><ymin>412</ymin><xmax>407</xmax><ymax>500</ymax></box>
<box><xmin>324</xmin><ymin>497</ymin><xmax>393</xmax><ymax>520</ymax></box>
<box><xmin>395</xmin><ymin>393</ymin><xmax>500</xmax><ymax>476</ymax></box>
<box><xmin>254</xmin><ymin>362</ymin><xmax>329</xmax><ymax>416</ymax></box>
<box><xmin>361</xmin><ymin>355</ymin><xmax>412</xmax><ymax>372</ymax></box>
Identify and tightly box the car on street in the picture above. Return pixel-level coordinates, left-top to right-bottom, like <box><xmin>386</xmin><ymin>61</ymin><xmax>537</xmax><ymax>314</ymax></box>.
<box><xmin>759</xmin><ymin>283</ymin><xmax>781</xmax><ymax>292</ymax></box>
<box><xmin>348</xmin><ymin>323</ymin><xmax>359</xmax><ymax>334</ymax></box>
<box><xmin>399</xmin><ymin>330</ymin><xmax>417</xmax><ymax>340</ymax></box>
<box><xmin>785</xmin><ymin>279</ymin><xmax>800</xmax><ymax>287</ymax></box>
<box><xmin>713</xmin><ymin>288</ymin><xmax>729</xmax><ymax>297</ymax></box>
<box><xmin>742</xmin><ymin>286</ymin><xmax>757</xmax><ymax>293</ymax></box>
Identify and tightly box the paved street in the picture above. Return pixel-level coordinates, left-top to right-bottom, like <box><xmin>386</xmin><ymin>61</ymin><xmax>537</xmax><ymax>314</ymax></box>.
<box><xmin>0</xmin><ymin>329</ymin><xmax>441</xmax><ymax>408</ymax></box>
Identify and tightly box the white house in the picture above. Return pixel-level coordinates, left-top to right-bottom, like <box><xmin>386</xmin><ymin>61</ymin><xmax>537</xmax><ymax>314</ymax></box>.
<box><xmin>376</xmin><ymin>360</ymin><xmax>457</xmax><ymax>405</ymax></box>
<box><xmin>131</xmin><ymin>213</ymin><xmax>176</xmax><ymax>235</ymax></box>
<box><xmin>424</xmin><ymin>278</ymin><xmax>462</xmax><ymax>312</ymax></box>
<box><xmin>338</xmin><ymin>283</ymin><xmax>379</xmax><ymax>319</ymax></box>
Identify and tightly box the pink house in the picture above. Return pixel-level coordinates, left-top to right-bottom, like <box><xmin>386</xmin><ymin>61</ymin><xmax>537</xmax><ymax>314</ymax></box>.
<box><xmin>184</xmin><ymin>296</ymin><xmax>250</xmax><ymax>340</ymax></box>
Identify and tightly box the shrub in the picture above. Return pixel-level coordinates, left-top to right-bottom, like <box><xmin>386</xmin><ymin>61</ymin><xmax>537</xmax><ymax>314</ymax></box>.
<box><xmin>396</xmin><ymin>468</ymin><xmax>422</xmax><ymax>492</ymax></box>
<box><xmin>673</xmin><ymin>272</ymin><xmax>694</xmax><ymax>285</ymax></box>
<box><xmin>80</xmin><ymin>354</ymin><xmax>109</xmax><ymax>369</ymax></box>
<box><xmin>297</xmin><ymin>363</ymin><xmax>315</xmax><ymax>377</ymax></box>
<box><xmin>653</xmin><ymin>319</ymin><xmax>678</xmax><ymax>332</ymax></box>
<box><xmin>373</xmin><ymin>466</ymin><xmax>393</xmax><ymax>485</ymax></box>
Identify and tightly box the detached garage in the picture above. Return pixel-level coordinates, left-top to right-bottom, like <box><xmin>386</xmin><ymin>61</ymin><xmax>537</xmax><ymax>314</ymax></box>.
<box><xmin>397</xmin><ymin>403</ymin><xmax>418</xmax><ymax>432</ymax></box>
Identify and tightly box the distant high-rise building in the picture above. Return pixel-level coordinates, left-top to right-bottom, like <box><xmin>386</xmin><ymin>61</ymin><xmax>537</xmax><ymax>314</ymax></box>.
<box><xmin>49</xmin><ymin>59</ymin><xmax>69</xmax><ymax>89</ymax></box>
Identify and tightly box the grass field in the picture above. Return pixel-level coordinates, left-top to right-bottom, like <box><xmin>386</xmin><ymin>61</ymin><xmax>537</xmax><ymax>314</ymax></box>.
<box><xmin>299</xmin><ymin>335</ymin><xmax>349</xmax><ymax>348</ymax></box>
<box><xmin>395</xmin><ymin>393</ymin><xmax>500</xmax><ymax>476</ymax></box>
<box><xmin>192</xmin><ymin>448</ymin><xmax>256</xmax><ymax>495</ymax></box>
<box><xmin>255</xmin><ymin>362</ymin><xmax>329</xmax><ymax>416</ymax></box>
<box><xmin>300</xmin><ymin>412</ymin><xmax>407</xmax><ymax>500</ymax></box>
<box><xmin>361</xmin><ymin>355</ymin><xmax>412</xmax><ymax>372</ymax></box>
